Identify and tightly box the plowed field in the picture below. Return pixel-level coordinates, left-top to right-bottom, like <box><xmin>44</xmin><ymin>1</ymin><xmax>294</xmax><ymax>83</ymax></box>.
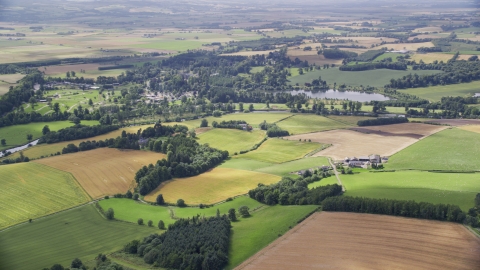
<box><xmin>35</xmin><ymin>148</ymin><xmax>165</xmax><ymax>198</ymax></box>
<box><xmin>236</xmin><ymin>212</ymin><xmax>480</xmax><ymax>270</ymax></box>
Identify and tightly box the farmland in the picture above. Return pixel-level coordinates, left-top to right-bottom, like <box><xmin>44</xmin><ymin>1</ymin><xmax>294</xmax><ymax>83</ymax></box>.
<box><xmin>144</xmin><ymin>168</ymin><xmax>281</xmax><ymax>204</ymax></box>
<box><xmin>236</xmin><ymin>212</ymin><xmax>480</xmax><ymax>270</ymax></box>
<box><xmin>459</xmin><ymin>125</ymin><xmax>480</xmax><ymax>134</ymax></box>
<box><xmin>400</xmin><ymin>81</ymin><xmax>480</xmax><ymax>102</ymax></box>
<box><xmin>276</xmin><ymin>114</ymin><xmax>349</xmax><ymax>134</ymax></box>
<box><xmin>387</xmin><ymin>128</ymin><xmax>480</xmax><ymax>171</ymax></box>
<box><xmin>238</xmin><ymin>138</ymin><xmax>321</xmax><ymax>163</ymax></box>
<box><xmin>0</xmin><ymin>205</ymin><xmax>156</xmax><ymax>270</ymax></box>
<box><xmin>0</xmin><ymin>163</ymin><xmax>89</xmax><ymax>229</ymax></box>
<box><xmin>35</xmin><ymin>148</ymin><xmax>166</xmax><ymax>199</ymax></box>
<box><xmin>0</xmin><ymin>120</ymin><xmax>99</xmax><ymax>151</ymax></box>
<box><xmin>198</xmin><ymin>129</ymin><xmax>265</xmax><ymax>154</ymax></box>
<box><xmin>338</xmin><ymin>171</ymin><xmax>480</xmax><ymax>211</ymax></box>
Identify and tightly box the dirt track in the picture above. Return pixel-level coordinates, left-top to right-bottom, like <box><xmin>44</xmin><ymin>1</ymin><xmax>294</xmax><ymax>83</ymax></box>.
<box><xmin>236</xmin><ymin>212</ymin><xmax>480</xmax><ymax>270</ymax></box>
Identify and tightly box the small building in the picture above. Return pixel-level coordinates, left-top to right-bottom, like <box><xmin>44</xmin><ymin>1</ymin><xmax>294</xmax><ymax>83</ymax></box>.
<box><xmin>369</xmin><ymin>154</ymin><xmax>381</xmax><ymax>164</ymax></box>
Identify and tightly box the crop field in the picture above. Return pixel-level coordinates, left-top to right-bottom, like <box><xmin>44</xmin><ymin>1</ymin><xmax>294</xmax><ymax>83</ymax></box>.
<box><xmin>338</xmin><ymin>171</ymin><xmax>480</xmax><ymax>211</ymax></box>
<box><xmin>0</xmin><ymin>163</ymin><xmax>89</xmax><ymax>229</ymax></box>
<box><xmin>410</xmin><ymin>52</ymin><xmax>456</xmax><ymax>64</ymax></box>
<box><xmin>4</xmin><ymin>124</ymin><xmax>153</xmax><ymax>160</ymax></box>
<box><xmin>349</xmin><ymin>122</ymin><xmax>446</xmax><ymax>139</ymax></box>
<box><xmin>198</xmin><ymin>129</ymin><xmax>265</xmax><ymax>154</ymax></box>
<box><xmin>0</xmin><ymin>205</ymin><xmax>156</xmax><ymax>270</ymax></box>
<box><xmin>144</xmin><ymin>168</ymin><xmax>281</xmax><ymax>205</ymax></box>
<box><xmin>459</xmin><ymin>125</ymin><xmax>480</xmax><ymax>134</ymax></box>
<box><xmin>387</xmin><ymin>128</ymin><xmax>480</xmax><ymax>171</ymax></box>
<box><xmin>0</xmin><ymin>73</ymin><xmax>25</xmax><ymax>83</ymax></box>
<box><xmin>286</xmin><ymin>48</ymin><xmax>343</xmax><ymax>66</ymax></box>
<box><xmin>35</xmin><ymin>148</ymin><xmax>166</xmax><ymax>199</ymax></box>
<box><xmin>236</xmin><ymin>212</ymin><xmax>480</xmax><ymax>270</ymax></box>
<box><xmin>288</xmin><ymin>68</ymin><xmax>443</xmax><ymax>88</ymax></box>
<box><xmin>39</xmin><ymin>63</ymin><xmax>133</xmax><ymax>79</ymax></box>
<box><xmin>276</xmin><ymin>114</ymin><xmax>349</xmax><ymax>135</ymax></box>
<box><xmin>238</xmin><ymin>138</ymin><xmax>322</xmax><ymax>163</ymax></box>
<box><xmin>0</xmin><ymin>120</ymin><xmax>99</xmax><ymax>151</ymax></box>
<box><xmin>286</xmin><ymin>129</ymin><xmax>416</xmax><ymax>160</ymax></box>
<box><xmin>400</xmin><ymin>81</ymin><xmax>480</xmax><ymax>102</ymax></box>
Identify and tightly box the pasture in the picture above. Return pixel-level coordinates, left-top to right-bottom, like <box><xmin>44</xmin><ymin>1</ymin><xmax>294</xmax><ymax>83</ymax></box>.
<box><xmin>287</xmin><ymin>68</ymin><xmax>443</xmax><ymax>88</ymax></box>
<box><xmin>236</xmin><ymin>212</ymin><xmax>480</xmax><ymax>270</ymax></box>
<box><xmin>400</xmin><ymin>81</ymin><xmax>480</xmax><ymax>102</ymax></box>
<box><xmin>339</xmin><ymin>171</ymin><xmax>480</xmax><ymax>211</ymax></box>
<box><xmin>0</xmin><ymin>120</ymin><xmax>99</xmax><ymax>151</ymax></box>
<box><xmin>198</xmin><ymin>129</ymin><xmax>265</xmax><ymax>154</ymax></box>
<box><xmin>144</xmin><ymin>168</ymin><xmax>281</xmax><ymax>204</ymax></box>
<box><xmin>0</xmin><ymin>163</ymin><xmax>89</xmax><ymax>229</ymax></box>
<box><xmin>238</xmin><ymin>138</ymin><xmax>322</xmax><ymax>163</ymax></box>
<box><xmin>387</xmin><ymin>128</ymin><xmax>480</xmax><ymax>171</ymax></box>
<box><xmin>0</xmin><ymin>205</ymin><xmax>156</xmax><ymax>270</ymax></box>
<box><xmin>276</xmin><ymin>114</ymin><xmax>349</xmax><ymax>134</ymax></box>
<box><xmin>35</xmin><ymin>148</ymin><xmax>166</xmax><ymax>199</ymax></box>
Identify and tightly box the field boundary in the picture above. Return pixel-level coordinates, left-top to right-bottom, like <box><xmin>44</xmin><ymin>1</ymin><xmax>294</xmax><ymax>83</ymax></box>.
<box><xmin>304</xmin><ymin>144</ymin><xmax>332</xmax><ymax>157</ymax></box>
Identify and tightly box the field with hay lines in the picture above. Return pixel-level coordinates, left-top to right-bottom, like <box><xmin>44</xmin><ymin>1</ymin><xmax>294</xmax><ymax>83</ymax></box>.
<box><xmin>0</xmin><ymin>204</ymin><xmax>156</xmax><ymax>270</ymax></box>
<box><xmin>198</xmin><ymin>129</ymin><xmax>265</xmax><ymax>154</ymax></box>
<box><xmin>276</xmin><ymin>114</ymin><xmax>348</xmax><ymax>135</ymax></box>
<box><xmin>35</xmin><ymin>148</ymin><xmax>166</xmax><ymax>199</ymax></box>
<box><xmin>144</xmin><ymin>168</ymin><xmax>281</xmax><ymax>205</ymax></box>
<box><xmin>237</xmin><ymin>138</ymin><xmax>322</xmax><ymax>163</ymax></box>
<box><xmin>0</xmin><ymin>163</ymin><xmax>89</xmax><ymax>229</ymax></box>
<box><xmin>400</xmin><ymin>81</ymin><xmax>480</xmax><ymax>102</ymax></box>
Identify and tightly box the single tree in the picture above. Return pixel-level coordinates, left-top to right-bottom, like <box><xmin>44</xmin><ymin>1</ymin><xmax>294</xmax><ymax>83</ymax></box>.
<box><xmin>88</xmin><ymin>99</ymin><xmax>93</xmax><ymax>106</ymax></box>
<box><xmin>105</xmin><ymin>208</ymin><xmax>114</xmax><ymax>220</ymax></box>
<box><xmin>137</xmin><ymin>218</ymin><xmax>144</xmax><ymax>225</ymax></box>
<box><xmin>71</xmin><ymin>71</ymin><xmax>76</xmax><ymax>77</ymax></box>
<box><xmin>249</xmin><ymin>104</ymin><xmax>254</xmax><ymax>111</ymax></box>
<box><xmin>239</xmin><ymin>102</ymin><xmax>244</xmax><ymax>112</ymax></box>
<box><xmin>228</xmin><ymin>208</ymin><xmax>237</xmax><ymax>221</ymax></box>
<box><xmin>189</xmin><ymin>129</ymin><xmax>196</xmax><ymax>138</ymax></box>
<box><xmin>147</xmin><ymin>220</ymin><xmax>153</xmax><ymax>227</ymax></box>
<box><xmin>156</xmin><ymin>194</ymin><xmax>165</xmax><ymax>205</ymax></box>
<box><xmin>66</xmin><ymin>71</ymin><xmax>71</xmax><ymax>78</ymax></box>
<box><xmin>50</xmin><ymin>264</ymin><xmax>64</xmax><ymax>270</ymax></box>
<box><xmin>200</xmin><ymin>119</ymin><xmax>208</xmax><ymax>127</ymax></box>
<box><xmin>27</xmin><ymin>134</ymin><xmax>33</xmax><ymax>140</ymax></box>
<box><xmin>177</xmin><ymin>199</ymin><xmax>186</xmax><ymax>207</ymax></box>
<box><xmin>133</xmin><ymin>193</ymin><xmax>139</xmax><ymax>200</ymax></box>
<box><xmin>71</xmin><ymin>258</ymin><xmax>83</xmax><ymax>269</ymax></box>
<box><xmin>1</xmin><ymin>139</ymin><xmax>6</xmax><ymax>146</ymax></box>
<box><xmin>238</xmin><ymin>206</ymin><xmax>250</xmax><ymax>217</ymax></box>
<box><xmin>125</xmin><ymin>190</ymin><xmax>133</xmax><ymax>199</ymax></box>
<box><xmin>216</xmin><ymin>208</ymin><xmax>221</xmax><ymax>218</ymax></box>
<box><xmin>158</xmin><ymin>220</ymin><xmax>165</xmax><ymax>230</ymax></box>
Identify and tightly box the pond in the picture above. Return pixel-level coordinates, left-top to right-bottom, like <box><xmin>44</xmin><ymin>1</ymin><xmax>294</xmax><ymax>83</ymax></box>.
<box><xmin>474</xmin><ymin>93</ymin><xmax>480</xmax><ymax>97</ymax></box>
<box><xmin>287</xmin><ymin>89</ymin><xmax>392</xmax><ymax>102</ymax></box>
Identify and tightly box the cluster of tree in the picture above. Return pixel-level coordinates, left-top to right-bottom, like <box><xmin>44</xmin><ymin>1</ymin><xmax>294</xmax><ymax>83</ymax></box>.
<box><xmin>0</xmin><ymin>64</ymin><xmax>21</xmax><ymax>74</ymax></box>
<box><xmin>141</xmin><ymin>122</ymin><xmax>189</xmax><ymax>138</ymax></box>
<box><xmin>1</xmin><ymin>151</ymin><xmax>30</xmax><ymax>164</ymax></box>
<box><xmin>0</xmin><ymin>72</ymin><xmax>44</xmax><ymax>116</ymax></box>
<box><xmin>320</xmin><ymin>49</ymin><xmax>358</xmax><ymax>59</ymax></box>
<box><xmin>258</xmin><ymin>121</ymin><xmax>289</xmax><ymax>137</ymax></box>
<box><xmin>38</xmin><ymin>124</ymin><xmax>119</xmax><ymax>144</ymax></box>
<box><xmin>228</xmin><ymin>36</ymin><xmax>305</xmax><ymax>51</ymax></box>
<box><xmin>417</xmin><ymin>47</ymin><xmax>443</xmax><ymax>53</ymax></box>
<box><xmin>248</xmin><ymin>174</ymin><xmax>341</xmax><ymax>205</ymax></box>
<box><xmin>322</xmin><ymin>196</ymin><xmax>466</xmax><ymax>223</ymax></box>
<box><xmin>135</xmin><ymin>135</ymin><xmax>228</xmax><ymax>195</ymax></box>
<box><xmin>123</xmin><ymin>215</ymin><xmax>230</xmax><ymax>270</ymax></box>
<box><xmin>98</xmin><ymin>64</ymin><xmax>134</xmax><ymax>70</ymax></box>
<box><xmin>44</xmin><ymin>254</ymin><xmax>124</xmax><ymax>270</ymax></box>
<box><xmin>357</xmin><ymin>117</ymin><xmax>408</xmax><ymax>126</ymax></box>
<box><xmin>212</xmin><ymin>120</ymin><xmax>251</xmax><ymax>131</ymax></box>
<box><xmin>351</xmin><ymin>49</ymin><xmax>386</xmax><ymax>62</ymax></box>
<box><xmin>339</xmin><ymin>62</ymin><xmax>407</xmax><ymax>71</ymax></box>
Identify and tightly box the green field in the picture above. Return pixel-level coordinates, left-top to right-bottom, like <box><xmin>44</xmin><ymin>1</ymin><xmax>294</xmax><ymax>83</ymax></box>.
<box><xmin>0</xmin><ymin>163</ymin><xmax>90</xmax><ymax>229</ymax></box>
<box><xmin>198</xmin><ymin>129</ymin><xmax>266</xmax><ymax>154</ymax></box>
<box><xmin>0</xmin><ymin>205</ymin><xmax>156</xmax><ymax>270</ymax></box>
<box><xmin>288</xmin><ymin>68</ymin><xmax>443</xmax><ymax>88</ymax></box>
<box><xmin>276</xmin><ymin>114</ymin><xmax>348</xmax><ymax>134</ymax></box>
<box><xmin>219</xmin><ymin>158</ymin><xmax>274</xmax><ymax>171</ymax></box>
<box><xmin>387</xmin><ymin>128</ymin><xmax>480</xmax><ymax>171</ymax></box>
<box><xmin>336</xmin><ymin>171</ymin><xmax>480</xmax><ymax>211</ymax></box>
<box><xmin>133</xmin><ymin>40</ymin><xmax>205</xmax><ymax>51</ymax></box>
<box><xmin>0</xmin><ymin>120</ymin><xmax>99</xmax><ymax>151</ymax></box>
<box><xmin>400</xmin><ymin>81</ymin><xmax>480</xmax><ymax>102</ymax></box>
<box><xmin>238</xmin><ymin>138</ymin><xmax>321</xmax><ymax>163</ymax></box>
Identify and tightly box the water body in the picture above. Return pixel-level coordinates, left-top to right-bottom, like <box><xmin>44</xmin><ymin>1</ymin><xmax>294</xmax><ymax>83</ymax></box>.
<box><xmin>288</xmin><ymin>89</ymin><xmax>391</xmax><ymax>102</ymax></box>
<box><xmin>0</xmin><ymin>139</ymin><xmax>39</xmax><ymax>158</ymax></box>
<box><xmin>474</xmin><ymin>93</ymin><xmax>480</xmax><ymax>97</ymax></box>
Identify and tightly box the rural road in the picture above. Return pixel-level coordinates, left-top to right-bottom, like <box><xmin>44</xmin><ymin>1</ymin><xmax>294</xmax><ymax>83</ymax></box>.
<box><xmin>328</xmin><ymin>158</ymin><xmax>345</xmax><ymax>192</ymax></box>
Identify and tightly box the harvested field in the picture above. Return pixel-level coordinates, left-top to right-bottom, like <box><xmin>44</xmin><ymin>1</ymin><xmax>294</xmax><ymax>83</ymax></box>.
<box><xmin>39</xmin><ymin>63</ymin><xmax>102</xmax><ymax>75</ymax></box>
<box><xmin>144</xmin><ymin>168</ymin><xmax>281</xmax><ymax>205</ymax></box>
<box><xmin>349</xmin><ymin>123</ymin><xmax>446</xmax><ymax>139</ymax></box>
<box><xmin>286</xmin><ymin>129</ymin><xmax>417</xmax><ymax>160</ymax></box>
<box><xmin>424</xmin><ymin>119</ymin><xmax>480</xmax><ymax>126</ymax></box>
<box><xmin>459</xmin><ymin>125</ymin><xmax>480</xmax><ymax>134</ymax></box>
<box><xmin>0</xmin><ymin>73</ymin><xmax>25</xmax><ymax>83</ymax></box>
<box><xmin>221</xmin><ymin>50</ymin><xmax>278</xmax><ymax>56</ymax></box>
<box><xmin>35</xmin><ymin>148</ymin><xmax>165</xmax><ymax>199</ymax></box>
<box><xmin>238</xmin><ymin>138</ymin><xmax>322</xmax><ymax>163</ymax></box>
<box><xmin>385</xmin><ymin>42</ymin><xmax>435</xmax><ymax>51</ymax></box>
<box><xmin>236</xmin><ymin>212</ymin><xmax>480</xmax><ymax>270</ymax></box>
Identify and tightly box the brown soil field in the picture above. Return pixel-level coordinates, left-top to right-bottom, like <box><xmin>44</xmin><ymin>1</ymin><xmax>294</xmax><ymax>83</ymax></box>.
<box><xmin>286</xmin><ymin>129</ymin><xmax>417</xmax><ymax>160</ymax></box>
<box><xmin>221</xmin><ymin>50</ymin><xmax>278</xmax><ymax>56</ymax></box>
<box><xmin>384</xmin><ymin>42</ymin><xmax>436</xmax><ymax>51</ymax></box>
<box><xmin>349</xmin><ymin>123</ymin><xmax>446</xmax><ymax>139</ymax></box>
<box><xmin>35</xmin><ymin>148</ymin><xmax>165</xmax><ymax>199</ymax></box>
<box><xmin>459</xmin><ymin>125</ymin><xmax>480</xmax><ymax>134</ymax></box>
<box><xmin>39</xmin><ymin>63</ymin><xmax>103</xmax><ymax>75</ymax></box>
<box><xmin>236</xmin><ymin>212</ymin><xmax>480</xmax><ymax>270</ymax></box>
<box><xmin>425</xmin><ymin>119</ymin><xmax>480</xmax><ymax>126</ymax></box>
<box><xmin>287</xmin><ymin>47</ymin><xmax>342</xmax><ymax>65</ymax></box>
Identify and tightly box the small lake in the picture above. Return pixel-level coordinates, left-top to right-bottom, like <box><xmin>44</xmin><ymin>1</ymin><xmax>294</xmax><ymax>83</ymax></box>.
<box><xmin>474</xmin><ymin>93</ymin><xmax>480</xmax><ymax>97</ymax></box>
<box><xmin>0</xmin><ymin>139</ymin><xmax>39</xmax><ymax>158</ymax></box>
<box><xmin>288</xmin><ymin>89</ymin><xmax>392</xmax><ymax>102</ymax></box>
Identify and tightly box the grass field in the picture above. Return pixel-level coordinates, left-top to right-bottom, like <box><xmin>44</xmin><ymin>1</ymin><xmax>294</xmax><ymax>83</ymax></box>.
<box><xmin>198</xmin><ymin>129</ymin><xmax>265</xmax><ymax>154</ymax></box>
<box><xmin>0</xmin><ymin>120</ymin><xmax>99</xmax><ymax>151</ymax></box>
<box><xmin>238</xmin><ymin>138</ymin><xmax>322</xmax><ymax>163</ymax></box>
<box><xmin>387</xmin><ymin>128</ymin><xmax>480</xmax><ymax>171</ymax></box>
<box><xmin>400</xmin><ymin>81</ymin><xmax>480</xmax><ymax>102</ymax></box>
<box><xmin>0</xmin><ymin>163</ymin><xmax>89</xmax><ymax>229</ymax></box>
<box><xmin>0</xmin><ymin>205</ymin><xmax>156</xmax><ymax>270</ymax></box>
<box><xmin>337</xmin><ymin>171</ymin><xmax>480</xmax><ymax>211</ymax></box>
<box><xmin>276</xmin><ymin>114</ymin><xmax>349</xmax><ymax>134</ymax></box>
<box><xmin>236</xmin><ymin>212</ymin><xmax>480</xmax><ymax>270</ymax></box>
<box><xmin>144</xmin><ymin>168</ymin><xmax>281</xmax><ymax>204</ymax></box>
<box><xmin>288</xmin><ymin>68</ymin><xmax>443</xmax><ymax>88</ymax></box>
<box><xmin>35</xmin><ymin>148</ymin><xmax>166</xmax><ymax>199</ymax></box>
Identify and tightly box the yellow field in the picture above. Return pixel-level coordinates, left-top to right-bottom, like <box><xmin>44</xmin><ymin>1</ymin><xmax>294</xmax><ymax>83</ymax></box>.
<box><xmin>410</xmin><ymin>53</ymin><xmax>455</xmax><ymax>63</ymax></box>
<box><xmin>6</xmin><ymin>124</ymin><xmax>153</xmax><ymax>160</ymax></box>
<box><xmin>459</xmin><ymin>125</ymin><xmax>480</xmax><ymax>134</ymax></box>
<box><xmin>35</xmin><ymin>148</ymin><xmax>165</xmax><ymax>199</ymax></box>
<box><xmin>0</xmin><ymin>73</ymin><xmax>25</xmax><ymax>83</ymax></box>
<box><xmin>145</xmin><ymin>168</ymin><xmax>281</xmax><ymax>204</ymax></box>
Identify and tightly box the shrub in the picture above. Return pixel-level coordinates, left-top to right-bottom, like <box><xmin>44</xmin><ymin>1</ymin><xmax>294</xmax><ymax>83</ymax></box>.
<box><xmin>138</xmin><ymin>218</ymin><xmax>144</xmax><ymax>225</ymax></box>
<box><xmin>147</xmin><ymin>220</ymin><xmax>153</xmax><ymax>227</ymax></box>
<box><xmin>105</xmin><ymin>208</ymin><xmax>114</xmax><ymax>220</ymax></box>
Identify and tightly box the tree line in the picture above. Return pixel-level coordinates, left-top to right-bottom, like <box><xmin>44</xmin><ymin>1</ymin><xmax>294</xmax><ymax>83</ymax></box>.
<box><xmin>339</xmin><ymin>62</ymin><xmax>407</xmax><ymax>71</ymax></box>
<box><xmin>38</xmin><ymin>124</ymin><xmax>119</xmax><ymax>144</ymax></box>
<box><xmin>259</xmin><ymin>121</ymin><xmax>290</xmax><ymax>137</ymax></box>
<box><xmin>357</xmin><ymin>117</ymin><xmax>408</xmax><ymax>126</ymax></box>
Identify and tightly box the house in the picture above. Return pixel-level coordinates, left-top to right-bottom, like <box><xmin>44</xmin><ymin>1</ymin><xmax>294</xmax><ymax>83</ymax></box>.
<box><xmin>358</xmin><ymin>156</ymin><xmax>370</xmax><ymax>162</ymax></box>
<box><xmin>369</xmin><ymin>154</ymin><xmax>381</xmax><ymax>163</ymax></box>
<box><xmin>348</xmin><ymin>161</ymin><xmax>371</xmax><ymax>169</ymax></box>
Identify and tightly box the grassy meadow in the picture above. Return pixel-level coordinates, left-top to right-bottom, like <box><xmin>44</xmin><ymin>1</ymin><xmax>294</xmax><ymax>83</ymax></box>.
<box><xmin>276</xmin><ymin>114</ymin><xmax>348</xmax><ymax>134</ymax></box>
<box><xmin>198</xmin><ymin>129</ymin><xmax>266</xmax><ymax>154</ymax></box>
<box><xmin>400</xmin><ymin>81</ymin><xmax>480</xmax><ymax>102</ymax></box>
<box><xmin>387</xmin><ymin>128</ymin><xmax>480</xmax><ymax>171</ymax></box>
<box><xmin>0</xmin><ymin>205</ymin><xmax>156</xmax><ymax>270</ymax></box>
<box><xmin>0</xmin><ymin>163</ymin><xmax>90</xmax><ymax>229</ymax></box>
<box><xmin>238</xmin><ymin>138</ymin><xmax>321</xmax><ymax>163</ymax></box>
